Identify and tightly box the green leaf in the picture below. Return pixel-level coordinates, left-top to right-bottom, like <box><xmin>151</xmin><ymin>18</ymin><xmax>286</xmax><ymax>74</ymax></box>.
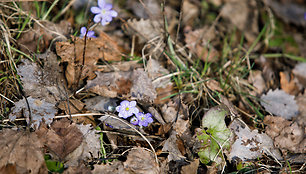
<box><xmin>197</xmin><ymin>105</ymin><xmax>231</xmax><ymax>165</ymax></box>
<box><xmin>44</xmin><ymin>155</ymin><xmax>64</xmax><ymax>173</ymax></box>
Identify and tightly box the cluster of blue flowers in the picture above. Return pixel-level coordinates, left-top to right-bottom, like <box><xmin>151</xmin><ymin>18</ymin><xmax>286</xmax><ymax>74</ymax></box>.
<box><xmin>116</xmin><ymin>100</ymin><xmax>154</xmax><ymax>127</ymax></box>
<box><xmin>80</xmin><ymin>0</ymin><xmax>117</xmax><ymax>38</ymax></box>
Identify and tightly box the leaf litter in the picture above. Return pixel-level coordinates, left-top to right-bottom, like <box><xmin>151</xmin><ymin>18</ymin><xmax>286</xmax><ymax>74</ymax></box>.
<box><xmin>1</xmin><ymin>0</ymin><xmax>306</xmax><ymax>173</ymax></box>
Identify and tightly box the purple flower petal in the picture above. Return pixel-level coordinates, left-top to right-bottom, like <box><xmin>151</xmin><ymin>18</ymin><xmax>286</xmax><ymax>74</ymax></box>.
<box><xmin>104</xmin><ymin>4</ymin><xmax>113</xmax><ymax>10</ymax></box>
<box><xmin>98</xmin><ymin>0</ymin><xmax>106</xmax><ymax>8</ymax></box>
<box><xmin>130</xmin><ymin>116</ymin><xmax>139</xmax><ymax>125</ymax></box>
<box><xmin>93</xmin><ymin>14</ymin><xmax>102</xmax><ymax>23</ymax></box>
<box><xmin>91</xmin><ymin>7</ymin><xmax>101</xmax><ymax>14</ymax></box>
<box><xmin>80</xmin><ymin>27</ymin><xmax>86</xmax><ymax>34</ymax></box>
<box><xmin>91</xmin><ymin>0</ymin><xmax>117</xmax><ymax>25</ymax></box>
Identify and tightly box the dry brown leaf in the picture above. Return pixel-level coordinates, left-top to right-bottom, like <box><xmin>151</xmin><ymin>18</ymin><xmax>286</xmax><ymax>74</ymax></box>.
<box><xmin>264</xmin><ymin>115</ymin><xmax>305</xmax><ymax>153</ymax></box>
<box><xmin>279</xmin><ymin>72</ymin><xmax>300</xmax><ymax>95</ymax></box>
<box><xmin>123</xmin><ymin>148</ymin><xmax>160</xmax><ymax>174</ymax></box>
<box><xmin>9</xmin><ymin>97</ymin><xmax>57</xmax><ymax>129</ymax></box>
<box><xmin>56</xmin><ymin>34</ymin><xmax>123</xmax><ymax>88</ymax></box>
<box><xmin>147</xmin><ymin>58</ymin><xmax>176</xmax><ymax>104</ymax></box>
<box><xmin>36</xmin><ymin>119</ymin><xmax>83</xmax><ymax>160</ymax></box>
<box><xmin>184</xmin><ymin>27</ymin><xmax>219</xmax><ymax>62</ymax></box>
<box><xmin>17</xmin><ymin>51</ymin><xmax>64</xmax><ymax>103</ymax></box>
<box><xmin>92</xmin><ymin>161</ymin><xmax>126</xmax><ymax>174</ymax></box>
<box><xmin>248</xmin><ymin>70</ymin><xmax>266</xmax><ymax>95</ymax></box>
<box><xmin>221</xmin><ymin>0</ymin><xmax>259</xmax><ymax>43</ymax></box>
<box><xmin>0</xmin><ymin>129</ymin><xmax>47</xmax><ymax>174</ymax></box>
<box><xmin>123</xmin><ymin>18</ymin><xmax>162</xmax><ymax>44</ymax></box>
<box><xmin>63</xmin><ymin>163</ymin><xmax>92</xmax><ymax>174</ymax></box>
<box><xmin>93</xmin><ymin>147</ymin><xmax>159</xmax><ymax>174</ymax></box>
<box><xmin>182</xmin><ymin>1</ymin><xmax>199</xmax><ymax>26</ymax></box>
<box><xmin>85</xmin><ymin>71</ymin><xmax>133</xmax><ymax>98</ymax></box>
<box><xmin>86</xmin><ymin>68</ymin><xmax>156</xmax><ymax>102</ymax></box>
<box><xmin>58</xmin><ymin>99</ymin><xmax>85</xmax><ymax>114</ymax></box>
<box><xmin>162</xmin><ymin>132</ymin><xmax>186</xmax><ymax>161</ymax></box>
<box><xmin>206</xmin><ymin>79</ymin><xmax>223</xmax><ymax>92</ymax></box>
<box><xmin>18</xmin><ymin>20</ymin><xmax>70</xmax><ymax>54</ymax></box>
<box><xmin>65</xmin><ymin>124</ymin><xmax>101</xmax><ymax>166</ymax></box>
<box><xmin>180</xmin><ymin>159</ymin><xmax>199</xmax><ymax>174</ymax></box>
<box><xmin>130</xmin><ymin>68</ymin><xmax>157</xmax><ymax>103</ymax></box>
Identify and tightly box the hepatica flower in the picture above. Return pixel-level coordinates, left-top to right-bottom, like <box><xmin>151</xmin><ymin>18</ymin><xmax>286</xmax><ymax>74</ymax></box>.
<box><xmin>136</xmin><ymin>112</ymin><xmax>153</xmax><ymax>127</ymax></box>
<box><xmin>79</xmin><ymin>27</ymin><xmax>96</xmax><ymax>38</ymax></box>
<box><xmin>91</xmin><ymin>0</ymin><xmax>118</xmax><ymax>26</ymax></box>
<box><xmin>116</xmin><ymin>100</ymin><xmax>139</xmax><ymax>119</ymax></box>
<box><xmin>130</xmin><ymin>116</ymin><xmax>139</xmax><ymax>126</ymax></box>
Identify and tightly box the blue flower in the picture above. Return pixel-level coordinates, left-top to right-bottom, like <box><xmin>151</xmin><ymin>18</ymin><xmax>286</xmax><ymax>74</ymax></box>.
<box><xmin>79</xmin><ymin>27</ymin><xmax>96</xmax><ymax>38</ymax></box>
<box><xmin>130</xmin><ymin>116</ymin><xmax>139</xmax><ymax>125</ymax></box>
<box><xmin>116</xmin><ymin>100</ymin><xmax>139</xmax><ymax>119</ymax></box>
<box><xmin>136</xmin><ymin>112</ymin><xmax>153</xmax><ymax>127</ymax></box>
<box><xmin>90</xmin><ymin>0</ymin><xmax>118</xmax><ymax>26</ymax></box>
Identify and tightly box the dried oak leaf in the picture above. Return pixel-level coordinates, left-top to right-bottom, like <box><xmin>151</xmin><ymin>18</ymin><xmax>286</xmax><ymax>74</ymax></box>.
<box><xmin>56</xmin><ymin>34</ymin><xmax>123</xmax><ymax>88</ymax></box>
<box><xmin>18</xmin><ymin>20</ymin><xmax>70</xmax><ymax>54</ymax></box>
<box><xmin>221</xmin><ymin>0</ymin><xmax>259</xmax><ymax>42</ymax></box>
<box><xmin>17</xmin><ymin>51</ymin><xmax>63</xmax><ymax>103</ymax></box>
<box><xmin>260</xmin><ymin>89</ymin><xmax>299</xmax><ymax>119</ymax></box>
<box><xmin>9</xmin><ymin>97</ymin><xmax>57</xmax><ymax>129</ymax></box>
<box><xmin>0</xmin><ymin>129</ymin><xmax>47</xmax><ymax>173</ymax></box>
<box><xmin>123</xmin><ymin>18</ymin><xmax>163</xmax><ymax>44</ymax></box>
<box><xmin>264</xmin><ymin>115</ymin><xmax>305</xmax><ymax>153</ymax></box>
<box><xmin>65</xmin><ymin>124</ymin><xmax>101</xmax><ymax>166</ymax></box>
<box><xmin>248</xmin><ymin>70</ymin><xmax>266</xmax><ymax>95</ymax></box>
<box><xmin>36</xmin><ymin>119</ymin><xmax>83</xmax><ymax>160</ymax></box>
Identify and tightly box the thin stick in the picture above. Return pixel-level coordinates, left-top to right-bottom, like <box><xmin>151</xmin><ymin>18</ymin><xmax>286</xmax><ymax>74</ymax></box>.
<box><xmin>0</xmin><ymin>93</ymin><xmax>15</xmax><ymax>104</ymax></box>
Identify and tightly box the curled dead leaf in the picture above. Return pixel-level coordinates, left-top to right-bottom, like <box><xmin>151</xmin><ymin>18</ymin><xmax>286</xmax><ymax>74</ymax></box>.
<box><xmin>0</xmin><ymin>129</ymin><xmax>47</xmax><ymax>173</ymax></box>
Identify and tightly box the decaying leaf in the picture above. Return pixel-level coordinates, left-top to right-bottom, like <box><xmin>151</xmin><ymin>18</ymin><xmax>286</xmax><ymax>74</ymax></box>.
<box><xmin>197</xmin><ymin>105</ymin><xmax>231</xmax><ymax>164</ymax></box>
<box><xmin>86</xmin><ymin>68</ymin><xmax>156</xmax><ymax>103</ymax></box>
<box><xmin>292</xmin><ymin>62</ymin><xmax>306</xmax><ymax>88</ymax></box>
<box><xmin>65</xmin><ymin>124</ymin><xmax>101</xmax><ymax>166</ymax></box>
<box><xmin>17</xmin><ymin>51</ymin><xmax>63</xmax><ymax>103</ymax></box>
<box><xmin>264</xmin><ymin>115</ymin><xmax>305</xmax><ymax>153</ymax></box>
<box><xmin>221</xmin><ymin>0</ymin><xmax>258</xmax><ymax>42</ymax></box>
<box><xmin>58</xmin><ymin>99</ymin><xmax>85</xmax><ymax>114</ymax></box>
<box><xmin>229</xmin><ymin>119</ymin><xmax>282</xmax><ymax>162</ymax></box>
<box><xmin>86</xmin><ymin>71</ymin><xmax>132</xmax><ymax>98</ymax></box>
<box><xmin>99</xmin><ymin>115</ymin><xmax>137</xmax><ymax>132</ymax></box>
<box><xmin>130</xmin><ymin>68</ymin><xmax>157</xmax><ymax>103</ymax></box>
<box><xmin>147</xmin><ymin>58</ymin><xmax>175</xmax><ymax>104</ymax></box>
<box><xmin>123</xmin><ymin>148</ymin><xmax>160</xmax><ymax>174</ymax></box>
<box><xmin>93</xmin><ymin>147</ymin><xmax>159</xmax><ymax>174</ymax></box>
<box><xmin>162</xmin><ymin>132</ymin><xmax>186</xmax><ymax>162</ymax></box>
<box><xmin>9</xmin><ymin>97</ymin><xmax>57</xmax><ymax>129</ymax></box>
<box><xmin>248</xmin><ymin>70</ymin><xmax>266</xmax><ymax>95</ymax></box>
<box><xmin>0</xmin><ymin>129</ymin><xmax>47</xmax><ymax>173</ymax></box>
<box><xmin>264</xmin><ymin>0</ymin><xmax>306</xmax><ymax>27</ymax></box>
<box><xmin>180</xmin><ymin>159</ymin><xmax>199</xmax><ymax>174</ymax></box>
<box><xmin>123</xmin><ymin>18</ymin><xmax>162</xmax><ymax>44</ymax></box>
<box><xmin>18</xmin><ymin>20</ymin><xmax>70</xmax><ymax>54</ymax></box>
<box><xmin>260</xmin><ymin>89</ymin><xmax>299</xmax><ymax>119</ymax></box>
<box><xmin>56</xmin><ymin>34</ymin><xmax>123</xmax><ymax>88</ymax></box>
<box><xmin>279</xmin><ymin>72</ymin><xmax>300</xmax><ymax>95</ymax></box>
<box><xmin>36</xmin><ymin>119</ymin><xmax>83</xmax><ymax>160</ymax></box>
<box><xmin>126</xmin><ymin>0</ymin><xmax>161</xmax><ymax>19</ymax></box>
<box><xmin>182</xmin><ymin>0</ymin><xmax>199</xmax><ymax>26</ymax></box>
